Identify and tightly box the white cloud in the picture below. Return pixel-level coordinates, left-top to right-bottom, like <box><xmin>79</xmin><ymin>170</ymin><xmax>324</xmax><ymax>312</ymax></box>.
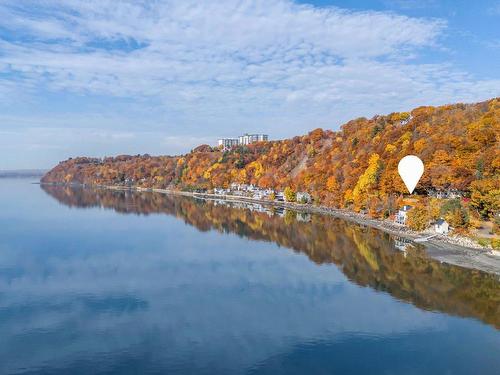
<box><xmin>488</xmin><ymin>2</ymin><xmax>500</xmax><ymax>15</ymax></box>
<box><xmin>0</xmin><ymin>0</ymin><xmax>498</xmax><ymax>167</ymax></box>
<box><xmin>0</xmin><ymin>0</ymin><xmax>448</xmax><ymax>99</ymax></box>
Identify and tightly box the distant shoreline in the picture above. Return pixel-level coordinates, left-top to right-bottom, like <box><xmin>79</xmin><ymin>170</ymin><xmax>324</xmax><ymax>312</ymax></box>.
<box><xmin>0</xmin><ymin>170</ymin><xmax>47</xmax><ymax>178</ymax></box>
<box><xmin>41</xmin><ymin>182</ymin><xmax>500</xmax><ymax>275</ymax></box>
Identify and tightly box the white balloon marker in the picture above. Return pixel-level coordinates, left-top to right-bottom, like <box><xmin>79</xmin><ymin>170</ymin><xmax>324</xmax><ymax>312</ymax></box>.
<box><xmin>398</xmin><ymin>155</ymin><xmax>424</xmax><ymax>194</ymax></box>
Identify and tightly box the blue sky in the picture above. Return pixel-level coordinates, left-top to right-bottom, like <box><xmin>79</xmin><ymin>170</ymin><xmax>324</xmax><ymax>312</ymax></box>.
<box><xmin>0</xmin><ymin>0</ymin><xmax>499</xmax><ymax>169</ymax></box>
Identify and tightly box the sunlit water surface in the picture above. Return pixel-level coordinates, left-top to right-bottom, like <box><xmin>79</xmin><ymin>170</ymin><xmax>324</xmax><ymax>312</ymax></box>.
<box><xmin>0</xmin><ymin>179</ymin><xmax>499</xmax><ymax>374</ymax></box>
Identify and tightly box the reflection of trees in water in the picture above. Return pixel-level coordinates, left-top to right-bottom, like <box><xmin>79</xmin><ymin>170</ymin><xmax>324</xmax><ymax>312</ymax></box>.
<box><xmin>42</xmin><ymin>184</ymin><xmax>500</xmax><ymax>328</ymax></box>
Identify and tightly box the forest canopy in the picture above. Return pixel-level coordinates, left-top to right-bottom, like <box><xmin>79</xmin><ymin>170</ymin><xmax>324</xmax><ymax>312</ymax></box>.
<box><xmin>42</xmin><ymin>98</ymin><xmax>500</xmax><ymax>221</ymax></box>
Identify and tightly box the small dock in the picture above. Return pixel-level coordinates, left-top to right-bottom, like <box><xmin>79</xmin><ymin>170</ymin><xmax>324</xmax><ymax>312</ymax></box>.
<box><xmin>414</xmin><ymin>234</ymin><xmax>438</xmax><ymax>243</ymax></box>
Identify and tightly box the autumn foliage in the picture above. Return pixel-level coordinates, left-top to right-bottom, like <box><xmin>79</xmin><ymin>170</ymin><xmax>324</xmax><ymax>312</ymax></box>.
<box><xmin>42</xmin><ymin>98</ymin><xmax>500</xmax><ymax>220</ymax></box>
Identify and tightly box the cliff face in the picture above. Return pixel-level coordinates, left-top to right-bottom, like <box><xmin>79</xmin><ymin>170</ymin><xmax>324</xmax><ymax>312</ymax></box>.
<box><xmin>42</xmin><ymin>98</ymin><xmax>500</xmax><ymax>215</ymax></box>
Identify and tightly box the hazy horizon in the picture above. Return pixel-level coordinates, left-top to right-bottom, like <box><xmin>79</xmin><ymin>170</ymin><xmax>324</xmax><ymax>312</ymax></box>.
<box><xmin>1</xmin><ymin>0</ymin><xmax>499</xmax><ymax>169</ymax></box>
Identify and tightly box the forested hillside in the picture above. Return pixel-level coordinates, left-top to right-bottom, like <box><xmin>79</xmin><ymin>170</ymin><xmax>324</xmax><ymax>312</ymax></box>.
<box><xmin>42</xmin><ymin>98</ymin><xmax>499</xmax><ymax>225</ymax></box>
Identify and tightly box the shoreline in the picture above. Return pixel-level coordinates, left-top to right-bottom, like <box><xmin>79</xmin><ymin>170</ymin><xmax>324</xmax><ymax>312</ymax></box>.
<box><xmin>42</xmin><ymin>182</ymin><xmax>500</xmax><ymax>276</ymax></box>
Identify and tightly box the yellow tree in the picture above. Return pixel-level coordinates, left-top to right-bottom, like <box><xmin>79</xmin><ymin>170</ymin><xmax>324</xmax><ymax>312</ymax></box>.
<box><xmin>470</xmin><ymin>179</ymin><xmax>500</xmax><ymax>219</ymax></box>
<box><xmin>407</xmin><ymin>206</ymin><xmax>431</xmax><ymax>231</ymax></box>
<box><xmin>352</xmin><ymin>153</ymin><xmax>381</xmax><ymax>210</ymax></box>
<box><xmin>284</xmin><ymin>187</ymin><xmax>296</xmax><ymax>202</ymax></box>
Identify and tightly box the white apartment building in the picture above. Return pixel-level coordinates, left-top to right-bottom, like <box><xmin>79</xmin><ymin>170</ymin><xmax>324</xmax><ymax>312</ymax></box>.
<box><xmin>218</xmin><ymin>138</ymin><xmax>239</xmax><ymax>149</ymax></box>
<box><xmin>218</xmin><ymin>133</ymin><xmax>269</xmax><ymax>149</ymax></box>
<box><xmin>238</xmin><ymin>133</ymin><xmax>268</xmax><ymax>145</ymax></box>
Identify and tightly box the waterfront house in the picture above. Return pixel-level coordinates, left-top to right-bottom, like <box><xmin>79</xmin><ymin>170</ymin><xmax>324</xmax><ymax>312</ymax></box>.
<box><xmin>253</xmin><ymin>191</ymin><xmax>265</xmax><ymax>199</ymax></box>
<box><xmin>253</xmin><ymin>189</ymin><xmax>274</xmax><ymax>200</ymax></box>
<box><xmin>214</xmin><ymin>188</ymin><xmax>230</xmax><ymax>195</ymax></box>
<box><xmin>395</xmin><ymin>205</ymin><xmax>412</xmax><ymax>225</ymax></box>
<box><xmin>275</xmin><ymin>192</ymin><xmax>285</xmax><ymax>202</ymax></box>
<box><xmin>434</xmin><ymin>218</ymin><xmax>449</xmax><ymax>234</ymax></box>
<box><xmin>230</xmin><ymin>183</ymin><xmax>243</xmax><ymax>191</ymax></box>
<box><xmin>296</xmin><ymin>192</ymin><xmax>312</xmax><ymax>203</ymax></box>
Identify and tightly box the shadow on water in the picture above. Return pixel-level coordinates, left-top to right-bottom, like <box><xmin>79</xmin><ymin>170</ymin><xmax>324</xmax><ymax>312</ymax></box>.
<box><xmin>41</xmin><ymin>184</ymin><xmax>500</xmax><ymax>329</ymax></box>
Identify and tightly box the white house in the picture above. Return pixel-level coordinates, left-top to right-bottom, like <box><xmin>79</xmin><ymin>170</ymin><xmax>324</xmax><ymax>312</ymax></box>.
<box><xmin>253</xmin><ymin>189</ymin><xmax>274</xmax><ymax>200</ymax></box>
<box><xmin>253</xmin><ymin>191</ymin><xmax>265</xmax><ymax>199</ymax></box>
<box><xmin>395</xmin><ymin>205</ymin><xmax>412</xmax><ymax>225</ymax></box>
<box><xmin>434</xmin><ymin>218</ymin><xmax>449</xmax><ymax>234</ymax></box>
<box><xmin>230</xmin><ymin>183</ymin><xmax>247</xmax><ymax>191</ymax></box>
<box><xmin>296</xmin><ymin>192</ymin><xmax>312</xmax><ymax>203</ymax></box>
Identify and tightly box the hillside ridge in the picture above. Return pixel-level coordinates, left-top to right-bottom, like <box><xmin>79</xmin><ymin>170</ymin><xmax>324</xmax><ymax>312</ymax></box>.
<box><xmin>42</xmin><ymin>98</ymin><xmax>500</xmax><ymax>232</ymax></box>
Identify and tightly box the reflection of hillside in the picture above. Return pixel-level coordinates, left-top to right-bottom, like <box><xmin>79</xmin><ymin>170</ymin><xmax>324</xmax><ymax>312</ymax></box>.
<box><xmin>42</xmin><ymin>184</ymin><xmax>500</xmax><ymax>328</ymax></box>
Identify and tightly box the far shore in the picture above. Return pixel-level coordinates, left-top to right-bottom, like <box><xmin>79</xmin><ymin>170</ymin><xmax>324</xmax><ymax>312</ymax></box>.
<box><xmin>41</xmin><ymin>182</ymin><xmax>500</xmax><ymax>276</ymax></box>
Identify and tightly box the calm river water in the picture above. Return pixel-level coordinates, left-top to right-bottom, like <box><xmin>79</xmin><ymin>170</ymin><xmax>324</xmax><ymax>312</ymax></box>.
<box><xmin>0</xmin><ymin>178</ymin><xmax>499</xmax><ymax>374</ymax></box>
